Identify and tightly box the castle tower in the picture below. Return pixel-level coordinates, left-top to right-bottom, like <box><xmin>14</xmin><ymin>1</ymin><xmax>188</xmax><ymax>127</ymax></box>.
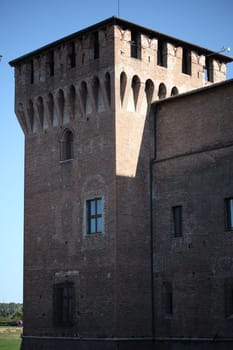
<box><xmin>9</xmin><ymin>17</ymin><xmax>232</xmax><ymax>350</ymax></box>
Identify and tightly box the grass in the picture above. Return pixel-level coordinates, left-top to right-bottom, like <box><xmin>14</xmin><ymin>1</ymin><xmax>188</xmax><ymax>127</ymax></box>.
<box><xmin>0</xmin><ymin>327</ymin><xmax>22</xmax><ymax>350</ymax></box>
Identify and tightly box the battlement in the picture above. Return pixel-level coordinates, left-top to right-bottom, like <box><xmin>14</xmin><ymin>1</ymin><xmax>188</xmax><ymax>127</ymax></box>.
<box><xmin>9</xmin><ymin>17</ymin><xmax>232</xmax><ymax>135</ymax></box>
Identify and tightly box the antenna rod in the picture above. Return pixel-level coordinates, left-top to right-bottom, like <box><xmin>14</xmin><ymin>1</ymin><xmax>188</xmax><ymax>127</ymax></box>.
<box><xmin>118</xmin><ymin>0</ymin><xmax>120</xmax><ymax>17</ymax></box>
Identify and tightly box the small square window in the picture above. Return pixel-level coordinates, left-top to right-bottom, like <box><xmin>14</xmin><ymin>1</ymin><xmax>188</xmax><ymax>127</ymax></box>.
<box><xmin>86</xmin><ymin>198</ymin><xmax>103</xmax><ymax>234</ymax></box>
<box><xmin>172</xmin><ymin>205</ymin><xmax>183</xmax><ymax>237</ymax></box>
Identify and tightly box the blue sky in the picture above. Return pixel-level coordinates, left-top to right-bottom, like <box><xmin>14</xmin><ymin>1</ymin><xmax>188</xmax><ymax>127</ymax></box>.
<box><xmin>0</xmin><ymin>0</ymin><xmax>233</xmax><ymax>303</ymax></box>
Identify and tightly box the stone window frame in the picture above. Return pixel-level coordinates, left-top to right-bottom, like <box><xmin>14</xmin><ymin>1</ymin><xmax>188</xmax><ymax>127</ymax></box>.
<box><xmin>86</xmin><ymin>197</ymin><xmax>103</xmax><ymax>235</ymax></box>
<box><xmin>60</xmin><ymin>128</ymin><xmax>74</xmax><ymax>162</ymax></box>
<box><xmin>53</xmin><ymin>281</ymin><xmax>75</xmax><ymax>327</ymax></box>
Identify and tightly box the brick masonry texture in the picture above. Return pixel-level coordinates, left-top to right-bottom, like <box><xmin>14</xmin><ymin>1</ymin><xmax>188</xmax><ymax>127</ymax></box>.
<box><xmin>9</xmin><ymin>17</ymin><xmax>233</xmax><ymax>350</ymax></box>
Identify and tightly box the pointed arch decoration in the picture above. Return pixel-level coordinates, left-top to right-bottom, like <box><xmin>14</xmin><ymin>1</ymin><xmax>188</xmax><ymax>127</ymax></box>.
<box><xmin>145</xmin><ymin>79</ymin><xmax>154</xmax><ymax>105</ymax></box>
<box><xmin>171</xmin><ymin>86</ymin><xmax>179</xmax><ymax>96</ymax></box>
<box><xmin>120</xmin><ymin>72</ymin><xmax>127</xmax><ymax>106</ymax></box>
<box><xmin>60</xmin><ymin>129</ymin><xmax>74</xmax><ymax>161</ymax></box>
<box><xmin>17</xmin><ymin>102</ymin><xmax>28</xmax><ymax>134</ymax></box>
<box><xmin>132</xmin><ymin>75</ymin><xmax>140</xmax><ymax>110</ymax></box>
<box><xmin>104</xmin><ymin>72</ymin><xmax>111</xmax><ymax>106</ymax></box>
<box><xmin>37</xmin><ymin>96</ymin><xmax>44</xmax><ymax>128</ymax></box>
<box><xmin>47</xmin><ymin>93</ymin><xmax>55</xmax><ymax>126</ymax></box>
<box><xmin>68</xmin><ymin>85</ymin><xmax>76</xmax><ymax>118</ymax></box>
<box><xmin>158</xmin><ymin>82</ymin><xmax>167</xmax><ymax>99</ymax></box>
<box><xmin>27</xmin><ymin>99</ymin><xmax>35</xmax><ymax>132</ymax></box>
<box><xmin>80</xmin><ymin>81</ymin><xmax>88</xmax><ymax>114</ymax></box>
<box><xmin>57</xmin><ymin>89</ymin><xmax>65</xmax><ymax>122</ymax></box>
<box><xmin>93</xmin><ymin>76</ymin><xmax>100</xmax><ymax>110</ymax></box>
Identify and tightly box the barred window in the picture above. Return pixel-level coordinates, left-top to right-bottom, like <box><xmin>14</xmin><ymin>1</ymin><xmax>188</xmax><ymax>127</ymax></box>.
<box><xmin>53</xmin><ymin>282</ymin><xmax>74</xmax><ymax>326</ymax></box>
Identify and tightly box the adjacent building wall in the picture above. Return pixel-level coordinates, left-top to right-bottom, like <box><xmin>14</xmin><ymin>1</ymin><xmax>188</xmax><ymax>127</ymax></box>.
<box><xmin>152</xmin><ymin>80</ymin><xmax>233</xmax><ymax>349</ymax></box>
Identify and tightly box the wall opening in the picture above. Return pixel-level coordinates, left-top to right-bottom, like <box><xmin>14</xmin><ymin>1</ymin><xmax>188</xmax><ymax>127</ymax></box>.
<box><xmin>130</xmin><ymin>30</ymin><xmax>141</xmax><ymax>59</ymax></box>
<box><xmin>60</xmin><ymin>129</ymin><xmax>74</xmax><ymax>161</ymax></box>
<box><xmin>157</xmin><ymin>40</ymin><xmax>167</xmax><ymax>67</ymax></box>
<box><xmin>205</xmin><ymin>57</ymin><xmax>214</xmax><ymax>82</ymax></box>
<box><xmin>182</xmin><ymin>48</ymin><xmax>191</xmax><ymax>75</ymax></box>
<box><xmin>93</xmin><ymin>31</ymin><xmax>99</xmax><ymax>59</ymax></box>
<box><xmin>158</xmin><ymin>83</ymin><xmax>167</xmax><ymax>99</ymax></box>
<box><xmin>48</xmin><ymin>51</ymin><xmax>54</xmax><ymax>77</ymax></box>
<box><xmin>68</xmin><ymin>42</ymin><xmax>76</xmax><ymax>68</ymax></box>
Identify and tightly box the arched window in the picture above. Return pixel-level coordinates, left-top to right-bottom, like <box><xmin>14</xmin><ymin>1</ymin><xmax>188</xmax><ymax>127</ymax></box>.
<box><xmin>60</xmin><ymin>129</ymin><xmax>74</xmax><ymax>161</ymax></box>
<box><xmin>158</xmin><ymin>83</ymin><xmax>167</xmax><ymax>99</ymax></box>
<box><xmin>171</xmin><ymin>86</ymin><xmax>179</xmax><ymax>96</ymax></box>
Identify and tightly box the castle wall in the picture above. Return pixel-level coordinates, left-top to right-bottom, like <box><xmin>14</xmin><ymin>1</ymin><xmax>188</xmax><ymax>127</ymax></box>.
<box><xmin>152</xmin><ymin>80</ymin><xmax>233</xmax><ymax>344</ymax></box>
<box><xmin>9</xmin><ymin>16</ymin><xmax>233</xmax><ymax>350</ymax></box>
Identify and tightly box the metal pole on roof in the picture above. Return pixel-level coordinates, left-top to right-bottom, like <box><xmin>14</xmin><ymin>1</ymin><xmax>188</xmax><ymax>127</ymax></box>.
<box><xmin>118</xmin><ymin>0</ymin><xmax>120</xmax><ymax>17</ymax></box>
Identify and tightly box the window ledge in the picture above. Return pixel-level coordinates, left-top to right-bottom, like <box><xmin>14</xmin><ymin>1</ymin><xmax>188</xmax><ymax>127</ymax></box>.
<box><xmin>60</xmin><ymin>158</ymin><xmax>74</xmax><ymax>164</ymax></box>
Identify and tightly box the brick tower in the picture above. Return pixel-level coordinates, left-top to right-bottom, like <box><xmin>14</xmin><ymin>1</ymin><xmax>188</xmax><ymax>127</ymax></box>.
<box><xmin>10</xmin><ymin>17</ymin><xmax>232</xmax><ymax>350</ymax></box>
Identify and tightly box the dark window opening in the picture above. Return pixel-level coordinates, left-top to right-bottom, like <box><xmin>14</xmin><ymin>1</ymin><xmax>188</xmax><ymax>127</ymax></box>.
<box><xmin>158</xmin><ymin>82</ymin><xmax>167</xmax><ymax>99</ymax></box>
<box><xmin>225</xmin><ymin>198</ymin><xmax>233</xmax><ymax>231</ymax></box>
<box><xmin>171</xmin><ymin>86</ymin><xmax>179</xmax><ymax>96</ymax></box>
<box><xmin>30</xmin><ymin>60</ymin><xmax>34</xmax><ymax>84</ymax></box>
<box><xmin>130</xmin><ymin>30</ymin><xmax>141</xmax><ymax>59</ymax></box>
<box><xmin>182</xmin><ymin>48</ymin><xmax>191</xmax><ymax>75</ymax></box>
<box><xmin>69</xmin><ymin>42</ymin><xmax>76</xmax><ymax>68</ymax></box>
<box><xmin>205</xmin><ymin>57</ymin><xmax>214</xmax><ymax>82</ymax></box>
<box><xmin>225</xmin><ymin>279</ymin><xmax>233</xmax><ymax>318</ymax></box>
<box><xmin>172</xmin><ymin>205</ymin><xmax>182</xmax><ymax>236</ymax></box>
<box><xmin>93</xmin><ymin>31</ymin><xmax>99</xmax><ymax>59</ymax></box>
<box><xmin>87</xmin><ymin>198</ymin><xmax>103</xmax><ymax>234</ymax></box>
<box><xmin>53</xmin><ymin>282</ymin><xmax>74</xmax><ymax>326</ymax></box>
<box><xmin>48</xmin><ymin>51</ymin><xmax>54</xmax><ymax>77</ymax></box>
<box><xmin>60</xmin><ymin>130</ymin><xmax>74</xmax><ymax>161</ymax></box>
<box><xmin>157</xmin><ymin>40</ymin><xmax>167</xmax><ymax>67</ymax></box>
<box><xmin>163</xmin><ymin>282</ymin><xmax>173</xmax><ymax>315</ymax></box>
